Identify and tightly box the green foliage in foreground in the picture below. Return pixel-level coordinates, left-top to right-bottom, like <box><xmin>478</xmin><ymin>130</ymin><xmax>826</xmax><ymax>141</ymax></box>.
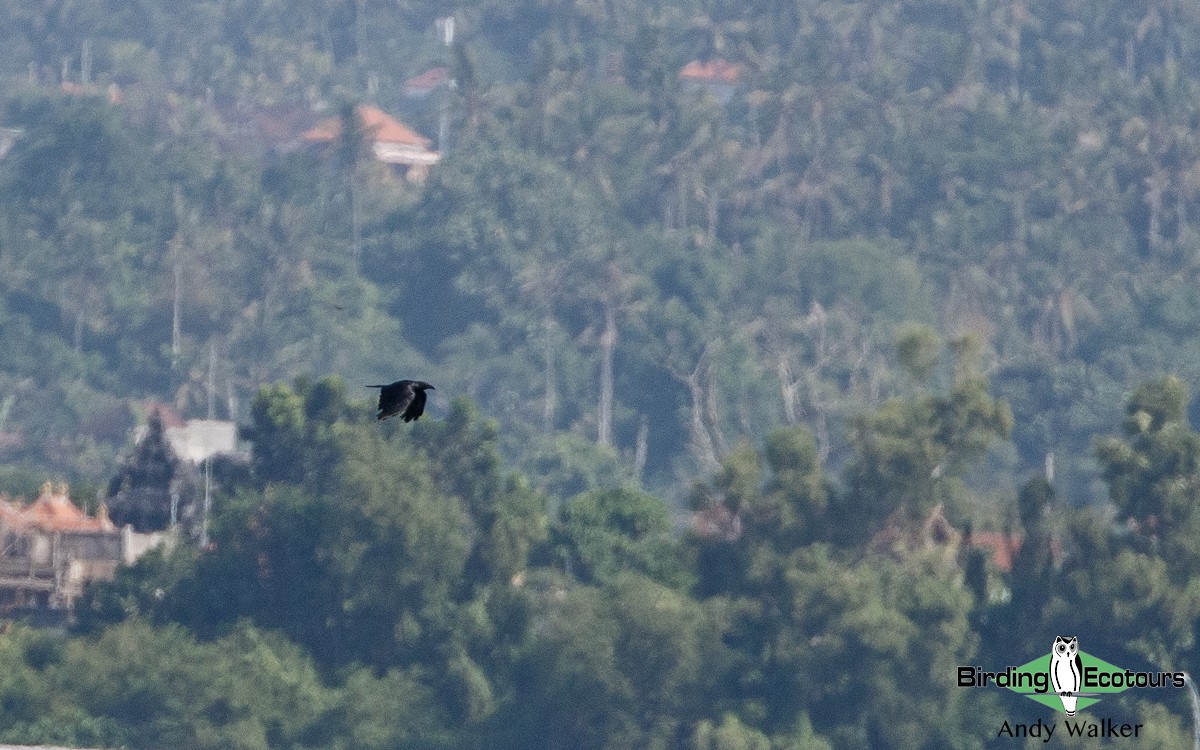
<box><xmin>2</xmin><ymin>374</ymin><xmax>1198</xmax><ymax>748</ymax></box>
<box><xmin>7</xmin><ymin>0</ymin><xmax>1200</xmax><ymax>743</ymax></box>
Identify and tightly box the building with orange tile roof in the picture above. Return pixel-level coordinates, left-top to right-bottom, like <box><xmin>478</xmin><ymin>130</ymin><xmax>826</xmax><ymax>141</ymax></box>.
<box><xmin>18</xmin><ymin>483</ymin><xmax>115</xmax><ymax>533</ymax></box>
<box><xmin>0</xmin><ymin>483</ymin><xmax>169</xmax><ymax>617</ymax></box>
<box><xmin>301</xmin><ymin>104</ymin><xmax>439</xmax><ymax>179</ymax></box>
<box><xmin>680</xmin><ymin>59</ymin><xmax>743</xmax><ymax>103</ymax></box>
<box><xmin>679</xmin><ymin>59</ymin><xmax>742</xmax><ymax>84</ymax></box>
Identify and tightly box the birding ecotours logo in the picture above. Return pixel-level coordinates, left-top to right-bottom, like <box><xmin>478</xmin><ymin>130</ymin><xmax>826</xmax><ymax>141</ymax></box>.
<box><xmin>958</xmin><ymin>637</ymin><xmax>1186</xmax><ymax>739</ymax></box>
<box><xmin>959</xmin><ymin>636</ymin><xmax>1185</xmax><ymax>714</ymax></box>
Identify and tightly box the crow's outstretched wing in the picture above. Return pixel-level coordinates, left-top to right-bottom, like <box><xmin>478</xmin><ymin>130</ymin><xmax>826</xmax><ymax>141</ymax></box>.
<box><xmin>367</xmin><ymin>380</ymin><xmax>433</xmax><ymax>422</ymax></box>
<box><xmin>402</xmin><ymin>386</ymin><xmax>427</xmax><ymax>422</ymax></box>
<box><xmin>368</xmin><ymin>381</ymin><xmax>415</xmax><ymax>421</ymax></box>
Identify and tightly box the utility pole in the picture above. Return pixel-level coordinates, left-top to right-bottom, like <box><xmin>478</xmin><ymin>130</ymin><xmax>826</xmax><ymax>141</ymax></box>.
<box><xmin>207</xmin><ymin>341</ymin><xmax>216</xmax><ymax>418</ymax></box>
<box><xmin>437</xmin><ymin>16</ymin><xmax>455</xmax><ymax>154</ymax></box>
<box><xmin>81</xmin><ymin>39</ymin><xmax>92</xmax><ymax>85</ymax></box>
<box><xmin>200</xmin><ymin>456</ymin><xmax>212</xmax><ymax>547</ymax></box>
<box><xmin>171</xmin><ymin>187</ymin><xmax>185</xmax><ymax>375</ymax></box>
<box><xmin>172</xmin><ymin>238</ymin><xmax>182</xmax><ymax>372</ymax></box>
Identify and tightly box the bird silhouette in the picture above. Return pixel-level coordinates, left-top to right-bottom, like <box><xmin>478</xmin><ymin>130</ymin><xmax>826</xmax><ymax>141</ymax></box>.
<box><xmin>367</xmin><ymin>380</ymin><xmax>435</xmax><ymax>422</ymax></box>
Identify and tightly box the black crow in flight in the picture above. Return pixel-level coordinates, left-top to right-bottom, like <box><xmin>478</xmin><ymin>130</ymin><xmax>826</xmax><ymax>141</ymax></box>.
<box><xmin>367</xmin><ymin>380</ymin><xmax>435</xmax><ymax>422</ymax></box>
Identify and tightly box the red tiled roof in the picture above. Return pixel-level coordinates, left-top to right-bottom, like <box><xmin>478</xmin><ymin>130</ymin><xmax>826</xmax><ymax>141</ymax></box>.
<box><xmin>679</xmin><ymin>59</ymin><xmax>742</xmax><ymax>83</ymax></box>
<box><xmin>970</xmin><ymin>531</ymin><xmax>1022</xmax><ymax>573</ymax></box>
<box><xmin>0</xmin><ymin>484</ymin><xmax>115</xmax><ymax>533</ymax></box>
<box><xmin>302</xmin><ymin>105</ymin><xmax>431</xmax><ymax>148</ymax></box>
<box><xmin>404</xmin><ymin>67</ymin><xmax>451</xmax><ymax>91</ymax></box>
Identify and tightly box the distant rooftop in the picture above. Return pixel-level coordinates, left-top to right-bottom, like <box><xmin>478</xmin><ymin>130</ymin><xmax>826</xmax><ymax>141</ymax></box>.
<box><xmin>300</xmin><ymin>104</ymin><xmax>439</xmax><ymax>173</ymax></box>
<box><xmin>302</xmin><ymin>104</ymin><xmax>432</xmax><ymax>148</ymax></box>
<box><xmin>969</xmin><ymin>530</ymin><xmax>1022</xmax><ymax>573</ymax></box>
<box><xmin>679</xmin><ymin>59</ymin><xmax>742</xmax><ymax>84</ymax></box>
<box><xmin>0</xmin><ymin>483</ymin><xmax>114</xmax><ymax>533</ymax></box>
<box><xmin>404</xmin><ymin>67</ymin><xmax>451</xmax><ymax>95</ymax></box>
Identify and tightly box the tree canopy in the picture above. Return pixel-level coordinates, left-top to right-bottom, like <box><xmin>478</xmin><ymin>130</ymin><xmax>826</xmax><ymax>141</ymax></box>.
<box><xmin>3</xmin><ymin>0</ymin><xmax>1200</xmax><ymax>746</ymax></box>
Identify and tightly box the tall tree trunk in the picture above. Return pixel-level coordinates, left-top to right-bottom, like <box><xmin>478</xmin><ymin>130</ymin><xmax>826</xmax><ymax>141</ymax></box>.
<box><xmin>669</xmin><ymin>353</ymin><xmax>721</xmax><ymax>474</ymax></box>
<box><xmin>686</xmin><ymin>371</ymin><xmax>720</xmax><ymax>472</ymax></box>
<box><xmin>635</xmin><ymin>414</ymin><xmax>649</xmax><ymax>477</ymax></box>
<box><xmin>777</xmin><ymin>354</ymin><xmax>799</xmax><ymax>424</ymax></box>
<box><xmin>703</xmin><ymin>356</ymin><xmax>728</xmax><ymax>457</ymax></box>
<box><xmin>172</xmin><ymin>244</ymin><xmax>182</xmax><ymax>372</ymax></box>
<box><xmin>1146</xmin><ymin>168</ymin><xmax>1168</xmax><ymax>256</ymax></box>
<box><xmin>809</xmin><ymin>374</ymin><xmax>830</xmax><ymax>463</ymax></box>
<box><xmin>542</xmin><ymin>317</ymin><xmax>557</xmax><ymax>434</ymax></box>
<box><xmin>597</xmin><ymin>301</ymin><xmax>617</xmax><ymax>447</ymax></box>
<box><xmin>227</xmin><ymin>377</ymin><xmax>238</xmax><ymax>422</ymax></box>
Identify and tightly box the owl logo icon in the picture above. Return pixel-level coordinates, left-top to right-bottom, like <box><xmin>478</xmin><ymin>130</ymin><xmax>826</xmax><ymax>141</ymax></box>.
<box><xmin>1050</xmin><ymin>636</ymin><xmax>1083</xmax><ymax>716</ymax></box>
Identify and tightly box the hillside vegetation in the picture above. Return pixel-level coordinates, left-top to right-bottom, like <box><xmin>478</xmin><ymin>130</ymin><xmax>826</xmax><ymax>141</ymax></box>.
<box><xmin>1</xmin><ymin>0</ymin><xmax>1200</xmax><ymax>747</ymax></box>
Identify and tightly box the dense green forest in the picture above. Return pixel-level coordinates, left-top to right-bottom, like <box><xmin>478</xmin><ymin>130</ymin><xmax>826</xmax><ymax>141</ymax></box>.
<box><xmin>3</xmin><ymin>0</ymin><xmax>1200</xmax><ymax>746</ymax></box>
